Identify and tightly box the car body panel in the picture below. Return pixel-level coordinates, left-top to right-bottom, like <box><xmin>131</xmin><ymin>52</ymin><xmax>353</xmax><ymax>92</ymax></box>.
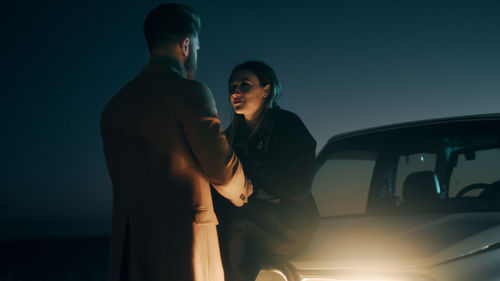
<box><xmin>259</xmin><ymin>113</ymin><xmax>500</xmax><ymax>281</ymax></box>
<box><xmin>291</xmin><ymin>212</ymin><xmax>500</xmax><ymax>270</ymax></box>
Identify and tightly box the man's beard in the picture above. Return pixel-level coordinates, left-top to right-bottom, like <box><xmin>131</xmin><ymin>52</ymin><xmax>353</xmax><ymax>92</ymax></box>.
<box><xmin>184</xmin><ymin>46</ymin><xmax>197</xmax><ymax>80</ymax></box>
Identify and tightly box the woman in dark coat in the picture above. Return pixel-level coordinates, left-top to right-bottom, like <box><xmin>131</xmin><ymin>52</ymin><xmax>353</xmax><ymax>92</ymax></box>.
<box><xmin>214</xmin><ymin>61</ymin><xmax>319</xmax><ymax>281</ymax></box>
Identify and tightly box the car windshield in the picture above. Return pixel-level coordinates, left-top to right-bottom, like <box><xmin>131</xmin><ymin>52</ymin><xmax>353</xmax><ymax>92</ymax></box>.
<box><xmin>313</xmin><ymin>119</ymin><xmax>500</xmax><ymax>217</ymax></box>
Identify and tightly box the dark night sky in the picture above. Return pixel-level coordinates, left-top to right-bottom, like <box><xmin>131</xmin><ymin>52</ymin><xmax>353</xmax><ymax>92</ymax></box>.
<box><xmin>2</xmin><ymin>0</ymin><xmax>500</xmax><ymax>237</ymax></box>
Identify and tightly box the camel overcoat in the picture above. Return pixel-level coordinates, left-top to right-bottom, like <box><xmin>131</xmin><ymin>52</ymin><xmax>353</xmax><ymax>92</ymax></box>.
<box><xmin>101</xmin><ymin>56</ymin><xmax>248</xmax><ymax>281</ymax></box>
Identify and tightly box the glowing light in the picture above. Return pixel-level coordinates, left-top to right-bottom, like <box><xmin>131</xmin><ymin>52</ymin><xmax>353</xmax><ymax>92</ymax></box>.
<box><xmin>301</xmin><ymin>278</ymin><xmax>397</xmax><ymax>281</ymax></box>
<box><xmin>255</xmin><ymin>269</ymin><xmax>288</xmax><ymax>281</ymax></box>
<box><xmin>433</xmin><ymin>173</ymin><xmax>441</xmax><ymax>194</ymax></box>
<box><xmin>301</xmin><ymin>278</ymin><xmax>400</xmax><ymax>281</ymax></box>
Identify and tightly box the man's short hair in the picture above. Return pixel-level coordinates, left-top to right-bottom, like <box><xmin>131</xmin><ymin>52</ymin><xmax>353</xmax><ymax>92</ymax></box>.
<box><xmin>144</xmin><ymin>3</ymin><xmax>201</xmax><ymax>51</ymax></box>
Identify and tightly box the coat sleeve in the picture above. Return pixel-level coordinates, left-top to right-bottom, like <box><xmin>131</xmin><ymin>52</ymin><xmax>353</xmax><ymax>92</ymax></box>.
<box><xmin>254</xmin><ymin>113</ymin><xmax>316</xmax><ymax>201</ymax></box>
<box><xmin>175</xmin><ymin>80</ymin><xmax>248</xmax><ymax>207</ymax></box>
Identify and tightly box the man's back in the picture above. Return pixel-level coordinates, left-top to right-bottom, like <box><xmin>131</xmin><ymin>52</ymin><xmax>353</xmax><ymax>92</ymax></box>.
<box><xmin>102</xmin><ymin>58</ymin><xmax>196</xmax><ymax>216</ymax></box>
<box><xmin>101</xmin><ymin>57</ymin><xmax>246</xmax><ymax>281</ymax></box>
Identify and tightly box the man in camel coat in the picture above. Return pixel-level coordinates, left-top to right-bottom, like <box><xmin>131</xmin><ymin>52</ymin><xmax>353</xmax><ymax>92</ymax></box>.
<box><xmin>100</xmin><ymin>4</ymin><xmax>252</xmax><ymax>281</ymax></box>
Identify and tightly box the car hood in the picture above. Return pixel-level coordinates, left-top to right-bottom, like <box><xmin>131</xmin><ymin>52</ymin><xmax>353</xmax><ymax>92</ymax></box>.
<box><xmin>290</xmin><ymin>212</ymin><xmax>500</xmax><ymax>270</ymax></box>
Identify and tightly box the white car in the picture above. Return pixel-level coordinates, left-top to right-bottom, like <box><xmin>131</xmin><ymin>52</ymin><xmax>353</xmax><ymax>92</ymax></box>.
<box><xmin>257</xmin><ymin>114</ymin><xmax>500</xmax><ymax>281</ymax></box>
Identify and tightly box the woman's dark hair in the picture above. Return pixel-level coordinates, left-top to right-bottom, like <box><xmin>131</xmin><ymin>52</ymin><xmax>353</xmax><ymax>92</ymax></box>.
<box><xmin>144</xmin><ymin>4</ymin><xmax>201</xmax><ymax>52</ymax></box>
<box><xmin>226</xmin><ymin>61</ymin><xmax>282</xmax><ymax>146</ymax></box>
<box><xmin>229</xmin><ymin>61</ymin><xmax>281</xmax><ymax>109</ymax></box>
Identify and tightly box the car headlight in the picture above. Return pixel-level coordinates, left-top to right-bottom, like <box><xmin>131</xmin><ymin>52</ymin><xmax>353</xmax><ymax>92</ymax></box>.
<box><xmin>300</xmin><ymin>277</ymin><xmax>424</xmax><ymax>281</ymax></box>
<box><xmin>256</xmin><ymin>268</ymin><xmax>434</xmax><ymax>281</ymax></box>
<box><xmin>255</xmin><ymin>269</ymin><xmax>289</xmax><ymax>281</ymax></box>
<box><xmin>255</xmin><ymin>269</ymin><xmax>429</xmax><ymax>281</ymax></box>
<box><xmin>297</xmin><ymin>271</ymin><xmax>433</xmax><ymax>281</ymax></box>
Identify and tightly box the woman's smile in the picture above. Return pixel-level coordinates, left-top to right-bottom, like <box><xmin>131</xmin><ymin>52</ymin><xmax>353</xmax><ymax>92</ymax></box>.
<box><xmin>231</xmin><ymin>97</ymin><xmax>244</xmax><ymax>105</ymax></box>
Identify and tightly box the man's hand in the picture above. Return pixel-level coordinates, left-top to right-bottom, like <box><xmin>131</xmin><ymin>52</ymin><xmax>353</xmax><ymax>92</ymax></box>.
<box><xmin>239</xmin><ymin>178</ymin><xmax>253</xmax><ymax>204</ymax></box>
<box><xmin>212</xmin><ymin>174</ymin><xmax>253</xmax><ymax>207</ymax></box>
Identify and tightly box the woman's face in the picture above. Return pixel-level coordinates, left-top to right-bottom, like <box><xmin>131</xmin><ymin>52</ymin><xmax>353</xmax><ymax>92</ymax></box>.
<box><xmin>229</xmin><ymin>69</ymin><xmax>270</xmax><ymax>121</ymax></box>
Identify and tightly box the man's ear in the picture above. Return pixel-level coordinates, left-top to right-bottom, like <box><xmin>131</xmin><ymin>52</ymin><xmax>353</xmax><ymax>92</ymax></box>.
<box><xmin>180</xmin><ymin>38</ymin><xmax>190</xmax><ymax>57</ymax></box>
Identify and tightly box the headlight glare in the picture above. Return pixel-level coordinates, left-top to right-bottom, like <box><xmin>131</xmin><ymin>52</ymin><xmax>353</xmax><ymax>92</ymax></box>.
<box><xmin>255</xmin><ymin>269</ymin><xmax>289</xmax><ymax>281</ymax></box>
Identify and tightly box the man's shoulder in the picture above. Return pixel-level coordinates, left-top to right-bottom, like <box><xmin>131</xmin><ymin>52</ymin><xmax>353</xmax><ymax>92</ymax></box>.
<box><xmin>179</xmin><ymin>79</ymin><xmax>212</xmax><ymax>96</ymax></box>
<box><xmin>178</xmin><ymin>79</ymin><xmax>214</xmax><ymax>104</ymax></box>
<box><xmin>175</xmin><ymin>79</ymin><xmax>217</xmax><ymax>117</ymax></box>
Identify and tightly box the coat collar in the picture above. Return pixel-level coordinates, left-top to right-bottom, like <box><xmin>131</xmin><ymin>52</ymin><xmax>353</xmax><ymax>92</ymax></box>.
<box><xmin>149</xmin><ymin>55</ymin><xmax>187</xmax><ymax>78</ymax></box>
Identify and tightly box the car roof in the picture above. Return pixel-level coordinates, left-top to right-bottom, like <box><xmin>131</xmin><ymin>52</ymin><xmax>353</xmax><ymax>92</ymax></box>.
<box><xmin>326</xmin><ymin>113</ymin><xmax>500</xmax><ymax>145</ymax></box>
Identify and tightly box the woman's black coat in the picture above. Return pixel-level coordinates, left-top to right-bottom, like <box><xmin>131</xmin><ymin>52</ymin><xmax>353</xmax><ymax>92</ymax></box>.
<box><xmin>214</xmin><ymin>106</ymin><xmax>319</xmax><ymax>258</ymax></box>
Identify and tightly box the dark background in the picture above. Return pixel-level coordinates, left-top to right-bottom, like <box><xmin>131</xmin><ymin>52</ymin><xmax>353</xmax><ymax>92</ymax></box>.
<box><xmin>2</xmin><ymin>0</ymin><xmax>499</xmax><ymax>239</ymax></box>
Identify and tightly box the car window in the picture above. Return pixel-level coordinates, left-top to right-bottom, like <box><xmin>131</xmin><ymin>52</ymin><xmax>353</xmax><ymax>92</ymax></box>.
<box><xmin>312</xmin><ymin>151</ymin><xmax>376</xmax><ymax>217</ymax></box>
<box><xmin>316</xmin><ymin>121</ymin><xmax>500</xmax><ymax>215</ymax></box>
<box><xmin>449</xmin><ymin>148</ymin><xmax>500</xmax><ymax>197</ymax></box>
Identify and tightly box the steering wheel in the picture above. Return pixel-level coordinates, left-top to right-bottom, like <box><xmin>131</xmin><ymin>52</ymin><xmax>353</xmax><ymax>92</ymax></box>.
<box><xmin>456</xmin><ymin>183</ymin><xmax>490</xmax><ymax>197</ymax></box>
<box><xmin>479</xmin><ymin>180</ymin><xmax>500</xmax><ymax>201</ymax></box>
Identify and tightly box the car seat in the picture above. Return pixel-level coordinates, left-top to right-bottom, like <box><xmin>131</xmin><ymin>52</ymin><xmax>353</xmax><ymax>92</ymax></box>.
<box><xmin>402</xmin><ymin>171</ymin><xmax>440</xmax><ymax>209</ymax></box>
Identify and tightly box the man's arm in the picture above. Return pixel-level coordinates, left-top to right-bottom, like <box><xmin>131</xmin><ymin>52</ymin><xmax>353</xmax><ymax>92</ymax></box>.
<box><xmin>175</xmin><ymin>80</ymin><xmax>251</xmax><ymax>206</ymax></box>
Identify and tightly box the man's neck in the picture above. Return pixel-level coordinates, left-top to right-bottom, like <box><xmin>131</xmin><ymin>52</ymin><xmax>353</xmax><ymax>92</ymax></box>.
<box><xmin>149</xmin><ymin>53</ymin><xmax>187</xmax><ymax>78</ymax></box>
<box><xmin>150</xmin><ymin>48</ymin><xmax>185</xmax><ymax>65</ymax></box>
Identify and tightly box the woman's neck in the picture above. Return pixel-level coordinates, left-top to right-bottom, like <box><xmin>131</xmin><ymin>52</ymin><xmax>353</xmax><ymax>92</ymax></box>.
<box><xmin>245</xmin><ymin>117</ymin><xmax>259</xmax><ymax>130</ymax></box>
<box><xmin>244</xmin><ymin>107</ymin><xmax>266</xmax><ymax>130</ymax></box>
